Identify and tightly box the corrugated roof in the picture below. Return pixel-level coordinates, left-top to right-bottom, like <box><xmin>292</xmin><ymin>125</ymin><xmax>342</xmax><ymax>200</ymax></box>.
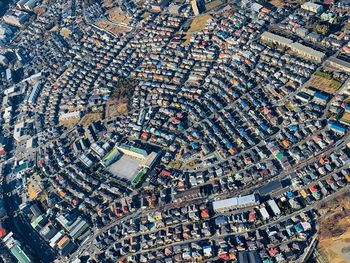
<box><xmin>212</xmin><ymin>194</ymin><xmax>257</xmax><ymax>211</ymax></box>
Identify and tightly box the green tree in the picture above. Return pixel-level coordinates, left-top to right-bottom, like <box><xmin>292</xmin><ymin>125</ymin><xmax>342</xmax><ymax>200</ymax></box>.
<box><xmin>315</xmin><ymin>23</ymin><xmax>329</xmax><ymax>35</ymax></box>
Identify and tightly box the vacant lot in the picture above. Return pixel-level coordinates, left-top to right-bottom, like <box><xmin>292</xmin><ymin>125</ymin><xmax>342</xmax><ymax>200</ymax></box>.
<box><xmin>96</xmin><ymin>19</ymin><xmax>130</xmax><ymax>35</ymax></box>
<box><xmin>80</xmin><ymin>112</ymin><xmax>102</xmax><ymax>127</ymax></box>
<box><xmin>340</xmin><ymin>112</ymin><xmax>350</xmax><ymax>125</ymax></box>
<box><xmin>318</xmin><ymin>192</ymin><xmax>350</xmax><ymax>263</ymax></box>
<box><xmin>107</xmin><ymin>7</ymin><xmax>131</xmax><ymax>24</ymax></box>
<box><xmin>205</xmin><ymin>0</ymin><xmax>224</xmax><ymax>11</ymax></box>
<box><xmin>188</xmin><ymin>14</ymin><xmax>212</xmax><ymax>33</ymax></box>
<box><xmin>268</xmin><ymin>0</ymin><xmax>286</xmax><ymax>7</ymax></box>
<box><xmin>102</xmin><ymin>0</ymin><xmax>114</xmax><ymax>8</ymax></box>
<box><xmin>105</xmin><ymin>79</ymin><xmax>138</xmax><ymax>123</ymax></box>
<box><xmin>60</xmin><ymin>27</ymin><xmax>72</xmax><ymax>38</ymax></box>
<box><xmin>307</xmin><ymin>69</ymin><xmax>343</xmax><ymax>94</ymax></box>
<box><xmin>181</xmin><ymin>14</ymin><xmax>212</xmax><ymax>46</ymax></box>
<box><xmin>59</xmin><ymin>117</ymin><xmax>80</xmax><ymax>127</ymax></box>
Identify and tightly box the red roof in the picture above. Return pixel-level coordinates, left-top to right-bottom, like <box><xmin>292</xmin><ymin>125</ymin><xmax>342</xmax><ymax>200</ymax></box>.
<box><xmin>219</xmin><ymin>253</ymin><xmax>229</xmax><ymax>260</ymax></box>
<box><xmin>268</xmin><ymin>247</ymin><xmax>279</xmax><ymax>256</ymax></box>
<box><xmin>141</xmin><ymin>132</ymin><xmax>148</xmax><ymax>139</ymax></box>
<box><xmin>309</xmin><ymin>185</ymin><xmax>317</xmax><ymax>192</ymax></box>
<box><xmin>114</xmin><ymin>207</ymin><xmax>120</xmax><ymax>217</ymax></box>
<box><xmin>160</xmin><ymin>170</ymin><xmax>171</xmax><ymax>176</ymax></box>
<box><xmin>201</xmin><ymin>208</ymin><xmax>210</xmax><ymax>218</ymax></box>
<box><xmin>0</xmin><ymin>149</ymin><xmax>6</xmax><ymax>156</ymax></box>
<box><xmin>0</xmin><ymin>227</ymin><xmax>6</xmax><ymax>238</ymax></box>
<box><xmin>122</xmin><ymin>205</ymin><xmax>128</xmax><ymax>213</ymax></box>
<box><xmin>248</xmin><ymin>210</ymin><xmax>256</xmax><ymax>222</ymax></box>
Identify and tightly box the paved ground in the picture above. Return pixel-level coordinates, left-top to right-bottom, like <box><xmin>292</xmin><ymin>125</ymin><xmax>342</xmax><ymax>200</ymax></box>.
<box><xmin>108</xmin><ymin>154</ymin><xmax>141</xmax><ymax>181</ymax></box>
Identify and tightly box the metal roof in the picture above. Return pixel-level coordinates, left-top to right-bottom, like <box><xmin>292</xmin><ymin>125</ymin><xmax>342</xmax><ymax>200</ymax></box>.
<box><xmin>212</xmin><ymin>194</ymin><xmax>258</xmax><ymax>211</ymax></box>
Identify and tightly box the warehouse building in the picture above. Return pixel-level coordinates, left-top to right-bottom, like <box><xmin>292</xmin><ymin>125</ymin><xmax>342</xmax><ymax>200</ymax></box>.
<box><xmin>259</xmin><ymin>207</ymin><xmax>270</xmax><ymax>221</ymax></box>
<box><xmin>212</xmin><ymin>194</ymin><xmax>259</xmax><ymax>213</ymax></box>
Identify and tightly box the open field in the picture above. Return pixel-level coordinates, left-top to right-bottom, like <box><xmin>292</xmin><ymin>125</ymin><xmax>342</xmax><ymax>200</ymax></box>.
<box><xmin>96</xmin><ymin>19</ymin><xmax>130</xmax><ymax>35</ymax></box>
<box><xmin>142</xmin><ymin>12</ymin><xmax>152</xmax><ymax>19</ymax></box>
<box><xmin>59</xmin><ymin>118</ymin><xmax>80</xmax><ymax>127</ymax></box>
<box><xmin>307</xmin><ymin>69</ymin><xmax>343</xmax><ymax>94</ymax></box>
<box><xmin>182</xmin><ymin>34</ymin><xmax>193</xmax><ymax>46</ymax></box>
<box><xmin>107</xmin><ymin>7</ymin><xmax>131</xmax><ymax>24</ymax></box>
<box><xmin>105</xmin><ymin>79</ymin><xmax>138</xmax><ymax>123</ymax></box>
<box><xmin>340</xmin><ymin>112</ymin><xmax>350</xmax><ymax>125</ymax></box>
<box><xmin>187</xmin><ymin>14</ymin><xmax>212</xmax><ymax>34</ymax></box>
<box><xmin>80</xmin><ymin>112</ymin><xmax>102</xmax><ymax>127</ymax></box>
<box><xmin>317</xmin><ymin>192</ymin><xmax>350</xmax><ymax>263</ymax></box>
<box><xmin>181</xmin><ymin>14</ymin><xmax>212</xmax><ymax>46</ymax></box>
<box><xmin>28</xmin><ymin>183</ymin><xmax>38</xmax><ymax>200</ymax></box>
<box><xmin>185</xmin><ymin>160</ymin><xmax>196</xmax><ymax>169</ymax></box>
<box><xmin>28</xmin><ymin>173</ymin><xmax>43</xmax><ymax>200</ymax></box>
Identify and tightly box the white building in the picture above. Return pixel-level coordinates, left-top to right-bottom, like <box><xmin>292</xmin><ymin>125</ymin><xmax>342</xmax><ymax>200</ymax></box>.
<box><xmin>212</xmin><ymin>194</ymin><xmax>259</xmax><ymax>213</ymax></box>
<box><xmin>267</xmin><ymin>199</ymin><xmax>281</xmax><ymax>216</ymax></box>
<box><xmin>259</xmin><ymin>207</ymin><xmax>270</xmax><ymax>221</ymax></box>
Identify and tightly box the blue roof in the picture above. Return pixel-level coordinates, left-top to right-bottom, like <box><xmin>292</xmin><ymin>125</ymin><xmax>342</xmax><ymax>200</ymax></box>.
<box><xmin>212</xmin><ymin>125</ymin><xmax>220</xmax><ymax>132</ymax></box>
<box><xmin>226</xmin><ymin>142</ymin><xmax>233</xmax><ymax>148</ymax></box>
<box><xmin>286</xmin><ymin>191</ymin><xmax>294</xmax><ymax>199</ymax></box>
<box><xmin>290</xmin><ymin>136</ymin><xmax>298</xmax><ymax>143</ymax></box>
<box><xmin>295</xmin><ymin>223</ymin><xmax>304</xmax><ymax>233</ymax></box>
<box><xmin>314</xmin><ymin>92</ymin><xmax>329</xmax><ymax>101</ymax></box>
<box><xmin>253</xmin><ymin>100</ymin><xmax>261</xmax><ymax>107</ymax></box>
<box><xmin>288</xmin><ymin>125</ymin><xmax>298</xmax><ymax>131</ymax></box>
<box><xmin>260</xmin><ymin>123</ymin><xmax>268</xmax><ymax>131</ymax></box>
<box><xmin>240</xmin><ymin>99</ymin><xmax>248</xmax><ymax>107</ymax></box>
<box><xmin>237</xmin><ymin>84</ymin><xmax>244</xmax><ymax>91</ymax></box>
<box><xmin>191</xmin><ymin>142</ymin><xmax>199</xmax><ymax>149</ymax></box>
<box><xmin>329</xmin><ymin>121</ymin><xmax>347</xmax><ymax>133</ymax></box>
